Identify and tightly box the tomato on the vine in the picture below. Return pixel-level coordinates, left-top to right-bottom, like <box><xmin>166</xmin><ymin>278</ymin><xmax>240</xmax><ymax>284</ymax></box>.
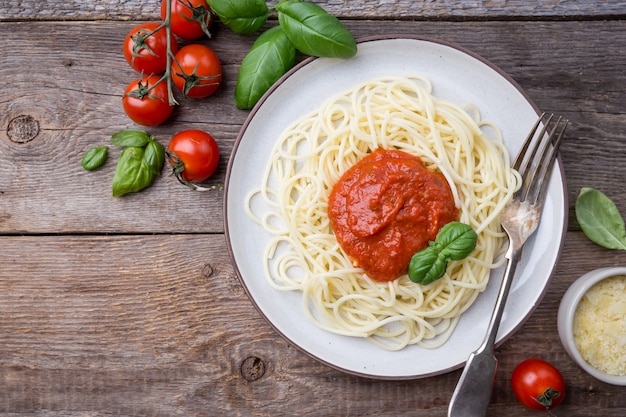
<box><xmin>123</xmin><ymin>22</ymin><xmax>178</xmax><ymax>74</ymax></box>
<box><xmin>167</xmin><ymin>130</ymin><xmax>220</xmax><ymax>184</ymax></box>
<box><xmin>172</xmin><ymin>44</ymin><xmax>222</xmax><ymax>98</ymax></box>
<box><xmin>122</xmin><ymin>75</ymin><xmax>174</xmax><ymax>126</ymax></box>
<box><xmin>161</xmin><ymin>0</ymin><xmax>214</xmax><ymax>40</ymax></box>
<box><xmin>511</xmin><ymin>359</ymin><xmax>565</xmax><ymax>412</ymax></box>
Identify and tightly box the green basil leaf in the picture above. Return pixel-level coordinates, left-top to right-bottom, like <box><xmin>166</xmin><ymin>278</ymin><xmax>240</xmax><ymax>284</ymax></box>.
<box><xmin>407</xmin><ymin>222</ymin><xmax>477</xmax><ymax>285</ymax></box>
<box><xmin>575</xmin><ymin>187</ymin><xmax>626</xmax><ymax>250</ymax></box>
<box><xmin>408</xmin><ymin>244</ymin><xmax>444</xmax><ymax>284</ymax></box>
<box><xmin>276</xmin><ymin>0</ymin><xmax>357</xmax><ymax>58</ymax></box>
<box><xmin>111</xmin><ymin>129</ymin><xmax>152</xmax><ymax>148</ymax></box>
<box><xmin>438</xmin><ymin>222</ymin><xmax>478</xmax><ymax>260</ymax></box>
<box><xmin>143</xmin><ymin>139</ymin><xmax>165</xmax><ymax>176</ymax></box>
<box><xmin>235</xmin><ymin>25</ymin><xmax>296</xmax><ymax>110</ymax></box>
<box><xmin>81</xmin><ymin>146</ymin><xmax>108</xmax><ymax>171</ymax></box>
<box><xmin>206</xmin><ymin>0</ymin><xmax>268</xmax><ymax>34</ymax></box>
<box><xmin>112</xmin><ymin>147</ymin><xmax>154</xmax><ymax>197</ymax></box>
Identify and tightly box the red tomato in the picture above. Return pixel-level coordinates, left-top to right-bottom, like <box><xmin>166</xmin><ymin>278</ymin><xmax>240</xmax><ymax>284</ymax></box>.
<box><xmin>122</xmin><ymin>75</ymin><xmax>174</xmax><ymax>126</ymax></box>
<box><xmin>511</xmin><ymin>359</ymin><xmax>565</xmax><ymax>412</ymax></box>
<box><xmin>123</xmin><ymin>22</ymin><xmax>178</xmax><ymax>74</ymax></box>
<box><xmin>167</xmin><ymin>130</ymin><xmax>220</xmax><ymax>183</ymax></box>
<box><xmin>172</xmin><ymin>44</ymin><xmax>222</xmax><ymax>98</ymax></box>
<box><xmin>160</xmin><ymin>0</ymin><xmax>214</xmax><ymax>40</ymax></box>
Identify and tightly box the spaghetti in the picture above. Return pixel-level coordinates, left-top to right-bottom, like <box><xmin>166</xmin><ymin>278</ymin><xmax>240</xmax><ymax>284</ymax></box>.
<box><xmin>245</xmin><ymin>75</ymin><xmax>520</xmax><ymax>350</ymax></box>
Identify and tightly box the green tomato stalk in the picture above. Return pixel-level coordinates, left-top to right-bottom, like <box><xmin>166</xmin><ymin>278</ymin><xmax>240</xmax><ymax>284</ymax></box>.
<box><xmin>164</xmin><ymin>0</ymin><xmax>179</xmax><ymax>106</ymax></box>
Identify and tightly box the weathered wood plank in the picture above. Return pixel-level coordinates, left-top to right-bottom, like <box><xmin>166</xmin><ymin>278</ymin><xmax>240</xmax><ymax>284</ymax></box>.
<box><xmin>1</xmin><ymin>0</ymin><xmax>625</xmax><ymax>21</ymax></box>
<box><xmin>1</xmin><ymin>20</ymin><xmax>626</xmax><ymax>234</ymax></box>
<box><xmin>0</xmin><ymin>232</ymin><xmax>625</xmax><ymax>416</ymax></box>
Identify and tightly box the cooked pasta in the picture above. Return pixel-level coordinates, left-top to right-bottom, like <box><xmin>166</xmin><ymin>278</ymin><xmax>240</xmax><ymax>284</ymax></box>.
<box><xmin>245</xmin><ymin>75</ymin><xmax>520</xmax><ymax>350</ymax></box>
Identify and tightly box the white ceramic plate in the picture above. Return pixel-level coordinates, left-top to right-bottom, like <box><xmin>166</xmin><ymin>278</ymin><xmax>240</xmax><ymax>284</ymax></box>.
<box><xmin>224</xmin><ymin>36</ymin><xmax>567</xmax><ymax>379</ymax></box>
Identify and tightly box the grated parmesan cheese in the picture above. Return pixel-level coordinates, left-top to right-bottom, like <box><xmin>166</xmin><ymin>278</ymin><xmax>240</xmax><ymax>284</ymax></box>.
<box><xmin>573</xmin><ymin>275</ymin><xmax>626</xmax><ymax>376</ymax></box>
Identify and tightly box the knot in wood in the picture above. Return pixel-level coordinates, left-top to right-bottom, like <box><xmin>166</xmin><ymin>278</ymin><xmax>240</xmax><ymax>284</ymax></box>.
<box><xmin>7</xmin><ymin>115</ymin><xmax>39</xmax><ymax>143</ymax></box>
<box><xmin>241</xmin><ymin>356</ymin><xmax>266</xmax><ymax>381</ymax></box>
<box><xmin>201</xmin><ymin>263</ymin><xmax>216</xmax><ymax>279</ymax></box>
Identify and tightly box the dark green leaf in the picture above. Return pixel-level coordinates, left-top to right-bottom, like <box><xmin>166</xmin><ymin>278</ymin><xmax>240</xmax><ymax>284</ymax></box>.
<box><xmin>407</xmin><ymin>222</ymin><xmax>477</xmax><ymax>285</ymax></box>
<box><xmin>143</xmin><ymin>140</ymin><xmax>165</xmax><ymax>176</ymax></box>
<box><xmin>206</xmin><ymin>0</ymin><xmax>268</xmax><ymax>34</ymax></box>
<box><xmin>408</xmin><ymin>244</ymin><xmax>444</xmax><ymax>284</ymax></box>
<box><xmin>575</xmin><ymin>187</ymin><xmax>626</xmax><ymax>250</ymax></box>
<box><xmin>438</xmin><ymin>222</ymin><xmax>478</xmax><ymax>260</ymax></box>
<box><xmin>276</xmin><ymin>0</ymin><xmax>357</xmax><ymax>58</ymax></box>
<box><xmin>81</xmin><ymin>146</ymin><xmax>108</xmax><ymax>171</ymax></box>
<box><xmin>112</xmin><ymin>147</ymin><xmax>155</xmax><ymax>197</ymax></box>
<box><xmin>111</xmin><ymin>129</ymin><xmax>152</xmax><ymax>148</ymax></box>
<box><xmin>235</xmin><ymin>25</ymin><xmax>296</xmax><ymax>110</ymax></box>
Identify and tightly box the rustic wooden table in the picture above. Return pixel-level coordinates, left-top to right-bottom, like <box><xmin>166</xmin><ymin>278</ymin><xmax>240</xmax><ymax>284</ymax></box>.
<box><xmin>2</xmin><ymin>1</ymin><xmax>626</xmax><ymax>416</ymax></box>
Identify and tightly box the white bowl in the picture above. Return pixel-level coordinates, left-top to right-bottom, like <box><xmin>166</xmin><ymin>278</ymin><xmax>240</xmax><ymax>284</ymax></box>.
<box><xmin>557</xmin><ymin>267</ymin><xmax>626</xmax><ymax>385</ymax></box>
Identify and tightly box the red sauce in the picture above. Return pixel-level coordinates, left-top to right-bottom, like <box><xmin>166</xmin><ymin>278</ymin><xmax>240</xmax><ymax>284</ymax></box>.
<box><xmin>328</xmin><ymin>149</ymin><xmax>458</xmax><ymax>282</ymax></box>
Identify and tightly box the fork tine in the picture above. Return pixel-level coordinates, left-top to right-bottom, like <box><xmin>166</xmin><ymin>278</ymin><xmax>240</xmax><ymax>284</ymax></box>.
<box><xmin>516</xmin><ymin>113</ymin><xmax>568</xmax><ymax>204</ymax></box>
<box><xmin>513</xmin><ymin>112</ymin><xmax>548</xmax><ymax>172</ymax></box>
<box><xmin>533</xmin><ymin>116</ymin><xmax>568</xmax><ymax>205</ymax></box>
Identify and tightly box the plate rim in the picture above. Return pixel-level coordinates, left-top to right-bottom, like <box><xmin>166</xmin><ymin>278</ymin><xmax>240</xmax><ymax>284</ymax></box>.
<box><xmin>223</xmin><ymin>34</ymin><xmax>568</xmax><ymax>380</ymax></box>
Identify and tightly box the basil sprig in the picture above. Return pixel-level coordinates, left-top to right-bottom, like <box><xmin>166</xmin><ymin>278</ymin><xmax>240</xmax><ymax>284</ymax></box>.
<box><xmin>235</xmin><ymin>26</ymin><xmax>296</xmax><ymax>109</ymax></box>
<box><xmin>206</xmin><ymin>0</ymin><xmax>268</xmax><ymax>35</ymax></box>
<box><xmin>210</xmin><ymin>0</ymin><xmax>357</xmax><ymax>109</ymax></box>
<box><xmin>276</xmin><ymin>0</ymin><xmax>357</xmax><ymax>59</ymax></box>
<box><xmin>408</xmin><ymin>222</ymin><xmax>478</xmax><ymax>285</ymax></box>
<box><xmin>575</xmin><ymin>187</ymin><xmax>626</xmax><ymax>250</ymax></box>
<box><xmin>111</xmin><ymin>130</ymin><xmax>165</xmax><ymax>197</ymax></box>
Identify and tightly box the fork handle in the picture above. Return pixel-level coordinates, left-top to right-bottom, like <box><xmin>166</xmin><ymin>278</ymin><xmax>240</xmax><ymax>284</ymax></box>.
<box><xmin>481</xmin><ymin>248</ymin><xmax>521</xmax><ymax>349</ymax></box>
<box><xmin>448</xmin><ymin>249</ymin><xmax>521</xmax><ymax>417</ymax></box>
<box><xmin>447</xmin><ymin>345</ymin><xmax>497</xmax><ymax>417</ymax></box>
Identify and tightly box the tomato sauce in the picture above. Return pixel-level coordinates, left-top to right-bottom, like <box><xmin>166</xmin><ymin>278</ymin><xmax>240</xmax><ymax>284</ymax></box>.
<box><xmin>328</xmin><ymin>149</ymin><xmax>458</xmax><ymax>282</ymax></box>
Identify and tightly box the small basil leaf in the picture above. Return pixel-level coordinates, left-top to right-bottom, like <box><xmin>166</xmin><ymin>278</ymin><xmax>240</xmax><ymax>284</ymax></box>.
<box><xmin>424</xmin><ymin>257</ymin><xmax>449</xmax><ymax>285</ymax></box>
<box><xmin>111</xmin><ymin>129</ymin><xmax>152</xmax><ymax>148</ymax></box>
<box><xmin>143</xmin><ymin>139</ymin><xmax>165</xmax><ymax>176</ymax></box>
<box><xmin>235</xmin><ymin>25</ymin><xmax>296</xmax><ymax>110</ymax></box>
<box><xmin>276</xmin><ymin>0</ymin><xmax>357</xmax><ymax>58</ymax></box>
<box><xmin>408</xmin><ymin>222</ymin><xmax>477</xmax><ymax>285</ymax></box>
<box><xmin>112</xmin><ymin>147</ymin><xmax>154</xmax><ymax>197</ymax></box>
<box><xmin>206</xmin><ymin>0</ymin><xmax>268</xmax><ymax>35</ymax></box>
<box><xmin>575</xmin><ymin>187</ymin><xmax>626</xmax><ymax>250</ymax></box>
<box><xmin>438</xmin><ymin>222</ymin><xmax>478</xmax><ymax>260</ymax></box>
<box><xmin>408</xmin><ymin>244</ymin><xmax>442</xmax><ymax>284</ymax></box>
<box><xmin>81</xmin><ymin>146</ymin><xmax>108</xmax><ymax>171</ymax></box>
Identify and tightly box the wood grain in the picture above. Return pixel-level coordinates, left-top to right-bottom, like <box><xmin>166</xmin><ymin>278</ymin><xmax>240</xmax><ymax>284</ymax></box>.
<box><xmin>2</xmin><ymin>2</ymin><xmax>626</xmax><ymax>416</ymax></box>
<box><xmin>1</xmin><ymin>0</ymin><xmax>625</xmax><ymax>20</ymax></box>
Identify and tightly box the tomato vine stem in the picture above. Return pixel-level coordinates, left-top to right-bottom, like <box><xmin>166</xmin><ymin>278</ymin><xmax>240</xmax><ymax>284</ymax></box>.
<box><xmin>166</xmin><ymin>150</ymin><xmax>223</xmax><ymax>192</ymax></box>
<box><xmin>126</xmin><ymin>3</ymin><xmax>178</xmax><ymax>106</ymax></box>
<box><xmin>164</xmin><ymin>0</ymin><xmax>179</xmax><ymax>106</ymax></box>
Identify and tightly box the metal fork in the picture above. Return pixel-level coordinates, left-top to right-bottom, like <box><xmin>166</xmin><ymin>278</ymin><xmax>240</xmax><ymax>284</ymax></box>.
<box><xmin>448</xmin><ymin>113</ymin><xmax>568</xmax><ymax>417</ymax></box>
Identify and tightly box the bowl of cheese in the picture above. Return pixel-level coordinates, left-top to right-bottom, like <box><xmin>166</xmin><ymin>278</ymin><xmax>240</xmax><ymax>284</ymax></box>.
<box><xmin>558</xmin><ymin>267</ymin><xmax>626</xmax><ymax>385</ymax></box>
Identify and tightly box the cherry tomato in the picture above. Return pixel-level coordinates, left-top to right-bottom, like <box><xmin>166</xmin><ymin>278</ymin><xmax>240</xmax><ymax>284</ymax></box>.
<box><xmin>161</xmin><ymin>0</ymin><xmax>214</xmax><ymax>40</ymax></box>
<box><xmin>167</xmin><ymin>130</ymin><xmax>220</xmax><ymax>183</ymax></box>
<box><xmin>123</xmin><ymin>22</ymin><xmax>178</xmax><ymax>74</ymax></box>
<box><xmin>511</xmin><ymin>359</ymin><xmax>565</xmax><ymax>412</ymax></box>
<box><xmin>172</xmin><ymin>44</ymin><xmax>222</xmax><ymax>98</ymax></box>
<box><xmin>122</xmin><ymin>75</ymin><xmax>174</xmax><ymax>126</ymax></box>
